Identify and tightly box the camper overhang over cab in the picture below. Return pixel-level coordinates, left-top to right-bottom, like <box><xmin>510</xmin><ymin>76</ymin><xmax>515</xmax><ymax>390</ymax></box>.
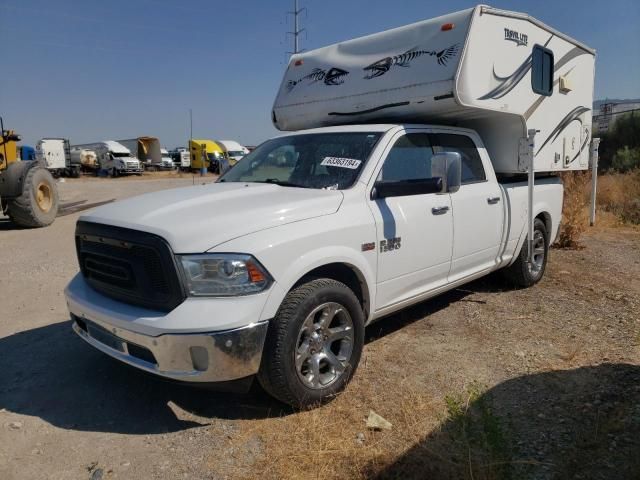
<box><xmin>272</xmin><ymin>4</ymin><xmax>596</xmax><ymax>175</ymax></box>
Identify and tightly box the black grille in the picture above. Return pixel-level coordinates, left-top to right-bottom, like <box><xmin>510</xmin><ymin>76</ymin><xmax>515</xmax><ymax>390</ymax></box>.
<box><xmin>75</xmin><ymin>221</ymin><xmax>186</xmax><ymax>312</ymax></box>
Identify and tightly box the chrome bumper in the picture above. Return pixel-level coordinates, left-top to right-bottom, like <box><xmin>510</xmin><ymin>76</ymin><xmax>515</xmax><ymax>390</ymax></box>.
<box><xmin>72</xmin><ymin>315</ymin><xmax>269</xmax><ymax>383</ymax></box>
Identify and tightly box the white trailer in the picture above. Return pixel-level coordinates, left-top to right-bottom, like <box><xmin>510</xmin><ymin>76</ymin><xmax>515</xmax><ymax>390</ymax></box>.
<box><xmin>118</xmin><ymin>137</ymin><xmax>162</xmax><ymax>170</ymax></box>
<box><xmin>73</xmin><ymin>141</ymin><xmax>143</xmax><ymax>176</ymax></box>
<box><xmin>36</xmin><ymin>138</ymin><xmax>80</xmax><ymax>178</ymax></box>
<box><xmin>273</xmin><ymin>4</ymin><xmax>595</xmax><ymax>174</ymax></box>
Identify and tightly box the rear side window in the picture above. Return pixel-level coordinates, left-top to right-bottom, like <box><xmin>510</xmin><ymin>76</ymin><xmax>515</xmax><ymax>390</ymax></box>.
<box><xmin>429</xmin><ymin>133</ymin><xmax>486</xmax><ymax>184</ymax></box>
<box><xmin>532</xmin><ymin>45</ymin><xmax>554</xmax><ymax>96</ymax></box>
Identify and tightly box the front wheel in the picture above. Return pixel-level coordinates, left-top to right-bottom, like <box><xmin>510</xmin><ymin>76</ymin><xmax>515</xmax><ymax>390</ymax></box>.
<box><xmin>258</xmin><ymin>278</ymin><xmax>365</xmax><ymax>408</ymax></box>
<box><xmin>502</xmin><ymin>218</ymin><xmax>549</xmax><ymax>287</ymax></box>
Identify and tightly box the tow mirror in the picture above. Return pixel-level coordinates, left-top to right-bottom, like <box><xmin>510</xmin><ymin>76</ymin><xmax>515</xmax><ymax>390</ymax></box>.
<box><xmin>431</xmin><ymin>151</ymin><xmax>461</xmax><ymax>193</ymax></box>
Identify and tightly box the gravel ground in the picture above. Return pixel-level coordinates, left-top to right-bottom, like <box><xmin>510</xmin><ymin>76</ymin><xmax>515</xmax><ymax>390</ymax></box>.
<box><xmin>0</xmin><ymin>176</ymin><xmax>638</xmax><ymax>479</ymax></box>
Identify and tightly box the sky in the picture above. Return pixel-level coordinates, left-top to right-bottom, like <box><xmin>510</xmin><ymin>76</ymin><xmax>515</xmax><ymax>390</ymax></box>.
<box><xmin>1</xmin><ymin>0</ymin><xmax>639</xmax><ymax>148</ymax></box>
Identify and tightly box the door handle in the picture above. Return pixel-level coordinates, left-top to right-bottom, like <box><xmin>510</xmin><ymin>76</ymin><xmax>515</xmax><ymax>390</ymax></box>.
<box><xmin>487</xmin><ymin>196</ymin><xmax>501</xmax><ymax>205</ymax></box>
<box><xmin>431</xmin><ymin>206</ymin><xmax>450</xmax><ymax>215</ymax></box>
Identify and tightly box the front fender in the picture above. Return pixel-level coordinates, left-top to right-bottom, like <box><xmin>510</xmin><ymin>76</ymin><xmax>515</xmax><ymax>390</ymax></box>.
<box><xmin>212</xmin><ymin>213</ymin><xmax>378</xmax><ymax>324</ymax></box>
<box><xmin>260</xmin><ymin>246</ymin><xmax>376</xmax><ymax>322</ymax></box>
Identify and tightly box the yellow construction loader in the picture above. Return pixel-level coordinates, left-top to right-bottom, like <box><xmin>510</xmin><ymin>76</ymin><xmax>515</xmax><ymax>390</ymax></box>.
<box><xmin>1</xmin><ymin>117</ymin><xmax>59</xmax><ymax>227</ymax></box>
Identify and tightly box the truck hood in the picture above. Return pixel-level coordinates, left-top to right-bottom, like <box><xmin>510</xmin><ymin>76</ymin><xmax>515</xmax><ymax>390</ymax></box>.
<box><xmin>79</xmin><ymin>182</ymin><xmax>344</xmax><ymax>252</ymax></box>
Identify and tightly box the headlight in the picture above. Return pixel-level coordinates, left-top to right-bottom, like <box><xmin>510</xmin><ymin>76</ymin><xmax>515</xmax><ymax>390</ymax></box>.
<box><xmin>178</xmin><ymin>254</ymin><xmax>272</xmax><ymax>297</ymax></box>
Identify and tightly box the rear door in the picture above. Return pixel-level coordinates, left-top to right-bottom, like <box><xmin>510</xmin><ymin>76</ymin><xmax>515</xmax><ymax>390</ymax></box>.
<box><xmin>369</xmin><ymin>130</ymin><xmax>453</xmax><ymax>311</ymax></box>
<box><xmin>429</xmin><ymin>131</ymin><xmax>504</xmax><ymax>281</ymax></box>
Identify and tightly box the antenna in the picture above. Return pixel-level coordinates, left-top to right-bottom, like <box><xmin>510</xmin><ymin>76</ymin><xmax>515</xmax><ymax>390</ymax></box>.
<box><xmin>286</xmin><ymin>0</ymin><xmax>307</xmax><ymax>57</ymax></box>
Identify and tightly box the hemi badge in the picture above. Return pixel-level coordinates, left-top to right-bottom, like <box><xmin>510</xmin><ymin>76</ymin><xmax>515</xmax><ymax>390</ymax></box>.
<box><xmin>361</xmin><ymin>242</ymin><xmax>375</xmax><ymax>252</ymax></box>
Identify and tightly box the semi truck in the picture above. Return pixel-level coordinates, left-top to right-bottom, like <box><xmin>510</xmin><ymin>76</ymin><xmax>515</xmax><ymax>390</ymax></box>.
<box><xmin>160</xmin><ymin>148</ymin><xmax>175</xmax><ymax>170</ymax></box>
<box><xmin>36</xmin><ymin>138</ymin><xmax>80</xmax><ymax>178</ymax></box>
<box><xmin>118</xmin><ymin>137</ymin><xmax>162</xmax><ymax>170</ymax></box>
<box><xmin>189</xmin><ymin>139</ymin><xmax>226</xmax><ymax>173</ymax></box>
<box><xmin>216</xmin><ymin>140</ymin><xmax>249</xmax><ymax>166</ymax></box>
<box><xmin>170</xmin><ymin>148</ymin><xmax>191</xmax><ymax>170</ymax></box>
<box><xmin>73</xmin><ymin>141</ymin><xmax>143</xmax><ymax>176</ymax></box>
<box><xmin>65</xmin><ymin>5</ymin><xmax>596</xmax><ymax>407</ymax></box>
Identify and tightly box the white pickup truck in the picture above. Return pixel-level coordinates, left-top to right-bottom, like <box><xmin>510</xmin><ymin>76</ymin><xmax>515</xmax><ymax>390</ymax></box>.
<box><xmin>65</xmin><ymin>123</ymin><xmax>562</xmax><ymax>407</ymax></box>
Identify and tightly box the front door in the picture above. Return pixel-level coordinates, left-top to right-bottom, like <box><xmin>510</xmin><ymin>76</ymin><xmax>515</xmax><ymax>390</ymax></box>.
<box><xmin>369</xmin><ymin>131</ymin><xmax>454</xmax><ymax>311</ymax></box>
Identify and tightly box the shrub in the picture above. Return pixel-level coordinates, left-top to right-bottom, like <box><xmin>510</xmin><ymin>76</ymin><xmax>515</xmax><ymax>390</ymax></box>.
<box><xmin>556</xmin><ymin>171</ymin><xmax>591</xmax><ymax>248</ymax></box>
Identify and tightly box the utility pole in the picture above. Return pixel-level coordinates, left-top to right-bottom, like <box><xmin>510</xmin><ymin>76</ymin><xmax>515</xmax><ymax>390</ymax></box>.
<box><xmin>189</xmin><ymin>108</ymin><xmax>193</xmax><ymax>142</ymax></box>
<box><xmin>286</xmin><ymin>0</ymin><xmax>306</xmax><ymax>56</ymax></box>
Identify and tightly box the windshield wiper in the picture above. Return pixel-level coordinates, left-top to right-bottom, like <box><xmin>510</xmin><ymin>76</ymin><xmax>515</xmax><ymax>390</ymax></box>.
<box><xmin>257</xmin><ymin>178</ymin><xmax>310</xmax><ymax>188</ymax></box>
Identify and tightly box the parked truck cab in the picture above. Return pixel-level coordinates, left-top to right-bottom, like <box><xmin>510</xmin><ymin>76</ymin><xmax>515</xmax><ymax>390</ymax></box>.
<box><xmin>73</xmin><ymin>141</ymin><xmax>143</xmax><ymax>176</ymax></box>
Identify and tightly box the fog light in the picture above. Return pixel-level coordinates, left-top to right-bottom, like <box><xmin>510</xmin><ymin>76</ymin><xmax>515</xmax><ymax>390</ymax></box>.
<box><xmin>189</xmin><ymin>346</ymin><xmax>209</xmax><ymax>372</ymax></box>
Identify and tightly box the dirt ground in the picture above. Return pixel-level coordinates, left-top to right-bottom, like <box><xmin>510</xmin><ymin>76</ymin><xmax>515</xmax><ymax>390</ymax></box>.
<box><xmin>0</xmin><ymin>175</ymin><xmax>638</xmax><ymax>480</ymax></box>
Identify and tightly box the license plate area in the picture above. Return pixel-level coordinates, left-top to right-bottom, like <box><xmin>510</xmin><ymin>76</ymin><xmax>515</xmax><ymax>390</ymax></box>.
<box><xmin>87</xmin><ymin>323</ymin><xmax>125</xmax><ymax>352</ymax></box>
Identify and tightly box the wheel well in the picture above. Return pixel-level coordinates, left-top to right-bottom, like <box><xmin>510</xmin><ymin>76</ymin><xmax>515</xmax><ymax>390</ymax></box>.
<box><xmin>296</xmin><ymin>263</ymin><xmax>369</xmax><ymax>317</ymax></box>
<box><xmin>536</xmin><ymin>212</ymin><xmax>552</xmax><ymax>240</ymax></box>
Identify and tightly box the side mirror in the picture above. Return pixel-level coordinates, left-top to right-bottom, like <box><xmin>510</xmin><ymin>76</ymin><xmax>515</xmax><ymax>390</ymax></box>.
<box><xmin>431</xmin><ymin>151</ymin><xmax>462</xmax><ymax>193</ymax></box>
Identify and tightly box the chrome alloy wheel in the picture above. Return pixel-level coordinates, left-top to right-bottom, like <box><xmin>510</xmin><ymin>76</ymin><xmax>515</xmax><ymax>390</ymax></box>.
<box><xmin>528</xmin><ymin>229</ymin><xmax>546</xmax><ymax>273</ymax></box>
<box><xmin>295</xmin><ymin>302</ymin><xmax>354</xmax><ymax>389</ymax></box>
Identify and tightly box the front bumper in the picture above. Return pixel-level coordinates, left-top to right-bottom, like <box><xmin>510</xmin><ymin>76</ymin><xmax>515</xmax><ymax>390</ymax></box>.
<box><xmin>72</xmin><ymin>313</ymin><xmax>268</xmax><ymax>382</ymax></box>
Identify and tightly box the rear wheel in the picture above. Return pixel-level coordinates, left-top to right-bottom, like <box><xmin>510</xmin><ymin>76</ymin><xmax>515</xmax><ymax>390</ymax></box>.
<box><xmin>502</xmin><ymin>218</ymin><xmax>548</xmax><ymax>287</ymax></box>
<box><xmin>6</xmin><ymin>166</ymin><xmax>59</xmax><ymax>228</ymax></box>
<box><xmin>258</xmin><ymin>278</ymin><xmax>364</xmax><ymax>408</ymax></box>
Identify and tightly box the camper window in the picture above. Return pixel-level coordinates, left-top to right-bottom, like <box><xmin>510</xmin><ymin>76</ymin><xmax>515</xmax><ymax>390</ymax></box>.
<box><xmin>532</xmin><ymin>45</ymin><xmax>554</xmax><ymax>96</ymax></box>
<box><xmin>429</xmin><ymin>133</ymin><xmax>486</xmax><ymax>184</ymax></box>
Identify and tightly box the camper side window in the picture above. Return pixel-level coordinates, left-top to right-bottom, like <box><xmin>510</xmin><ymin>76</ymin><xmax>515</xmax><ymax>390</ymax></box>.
<box><xmin>429</xmin><ymin>133</ymin><xmax>486</xmax><ymax>184</ymax></box>
<box><xmin>532</xmin><ymin>45</ymin><xmax>554</xmax><ymax>96</ymax></box>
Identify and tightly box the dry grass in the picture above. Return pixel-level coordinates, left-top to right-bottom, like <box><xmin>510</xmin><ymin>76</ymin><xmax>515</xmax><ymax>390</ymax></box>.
<box><xmin>556</xmin><ymin>171</ymin><xmax>591</xmax><ymax>249</ymax></box>
<box><xmin>206</xmin><ymin>378</ymin><xmax>446</xmax><ymax>480</ymax></box>
<box><xmin>556</xmin><ymin>169</ymin><xmax>640</xmax><ymax>248</ymax></box>
<box><xmin>596</xmin><ymin>170</ymin><xmax>640</xmax><ymax>224</ymax></box>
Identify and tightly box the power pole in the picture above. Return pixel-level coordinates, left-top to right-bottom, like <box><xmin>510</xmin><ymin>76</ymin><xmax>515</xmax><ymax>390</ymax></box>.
<box><xmin>286</xmin><ymin>0</ymin><xmax>306</xmax><ymax>56</ymax></box>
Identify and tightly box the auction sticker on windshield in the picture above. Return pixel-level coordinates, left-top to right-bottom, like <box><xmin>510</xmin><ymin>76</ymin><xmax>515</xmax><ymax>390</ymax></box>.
<box><xmin>321</xmin><ymin>157</ymin><xmax>362</xmax><ymax>169</ymax></box>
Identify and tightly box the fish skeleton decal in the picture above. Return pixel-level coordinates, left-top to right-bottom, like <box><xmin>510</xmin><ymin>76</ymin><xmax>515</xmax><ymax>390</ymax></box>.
<box><xmin>363</xmin><ymin>43</ymin><xmax>460</xmax><ymax>79</ymax></box>
<box><xmin>287</xmin><ymin>67</ymin><xmax>349</xmax><ymax>92</ymax></box>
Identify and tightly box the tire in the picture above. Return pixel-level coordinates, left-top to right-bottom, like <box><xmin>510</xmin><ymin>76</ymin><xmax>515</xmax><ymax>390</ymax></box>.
<box><xmin>6</xmin><ymin>166</ymin><xmax>59</xmax><ymax>228</ymax></box>
<box><xmin>258</xmin><ymin>278</ymin><xmax>365</xmax><ymax>408</ymax></box>
<box><xmin>111</xmin><ymin>168</ymin><xmax>118</xmax><ymax>178</ymax></box>
<box><xmin>502</xmin><ymin>218</ymin><xmax>549</xmax><ymax>287</ymax></box>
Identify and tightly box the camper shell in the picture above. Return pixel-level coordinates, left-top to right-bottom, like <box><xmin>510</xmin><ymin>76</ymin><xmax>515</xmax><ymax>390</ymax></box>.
<box><xmin>273</xmin><ymin>4</ymin><xmax>595</xmax><ymax>174</ymax></box>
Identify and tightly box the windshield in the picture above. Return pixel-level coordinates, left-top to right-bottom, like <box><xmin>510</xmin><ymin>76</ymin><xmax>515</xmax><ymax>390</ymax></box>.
<box><xmin>219</xmin><ymin>132</ymin><xmax>382</xmax><ymax>190</ymax></box>
<box><xmin>227</xmin><ymin>150</ymin><xmax>245</xmax><ymax>157</ymax></box>
<box><xmin>112</xmin><ymin>152</ymin><xmax>131</xmax><ymax>158</ymax></box>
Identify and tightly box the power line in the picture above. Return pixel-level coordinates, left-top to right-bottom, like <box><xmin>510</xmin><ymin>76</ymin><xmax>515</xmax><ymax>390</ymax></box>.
<box><xmin>592</xmin><ymin>107</ymin><xmax>640</xmax><ymax>120</ymax></box>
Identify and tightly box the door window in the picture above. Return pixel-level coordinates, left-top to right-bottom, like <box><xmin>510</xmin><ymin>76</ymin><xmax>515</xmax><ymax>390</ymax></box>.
<box><xmin>377</xmin><ymin>133</ymin><xmax>434</xmax><ymax>183</ymax></box>
<box><xmin>429</xmin><ymin>133</ymin><xmax>486</xmax><ymax>184</ymax></box>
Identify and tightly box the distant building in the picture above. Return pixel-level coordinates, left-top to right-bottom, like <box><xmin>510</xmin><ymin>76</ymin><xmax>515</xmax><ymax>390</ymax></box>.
<box><xmin>594</xmin><ymin>100</ymin><xmax>640</xmax><ymax>133</ymax></box>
